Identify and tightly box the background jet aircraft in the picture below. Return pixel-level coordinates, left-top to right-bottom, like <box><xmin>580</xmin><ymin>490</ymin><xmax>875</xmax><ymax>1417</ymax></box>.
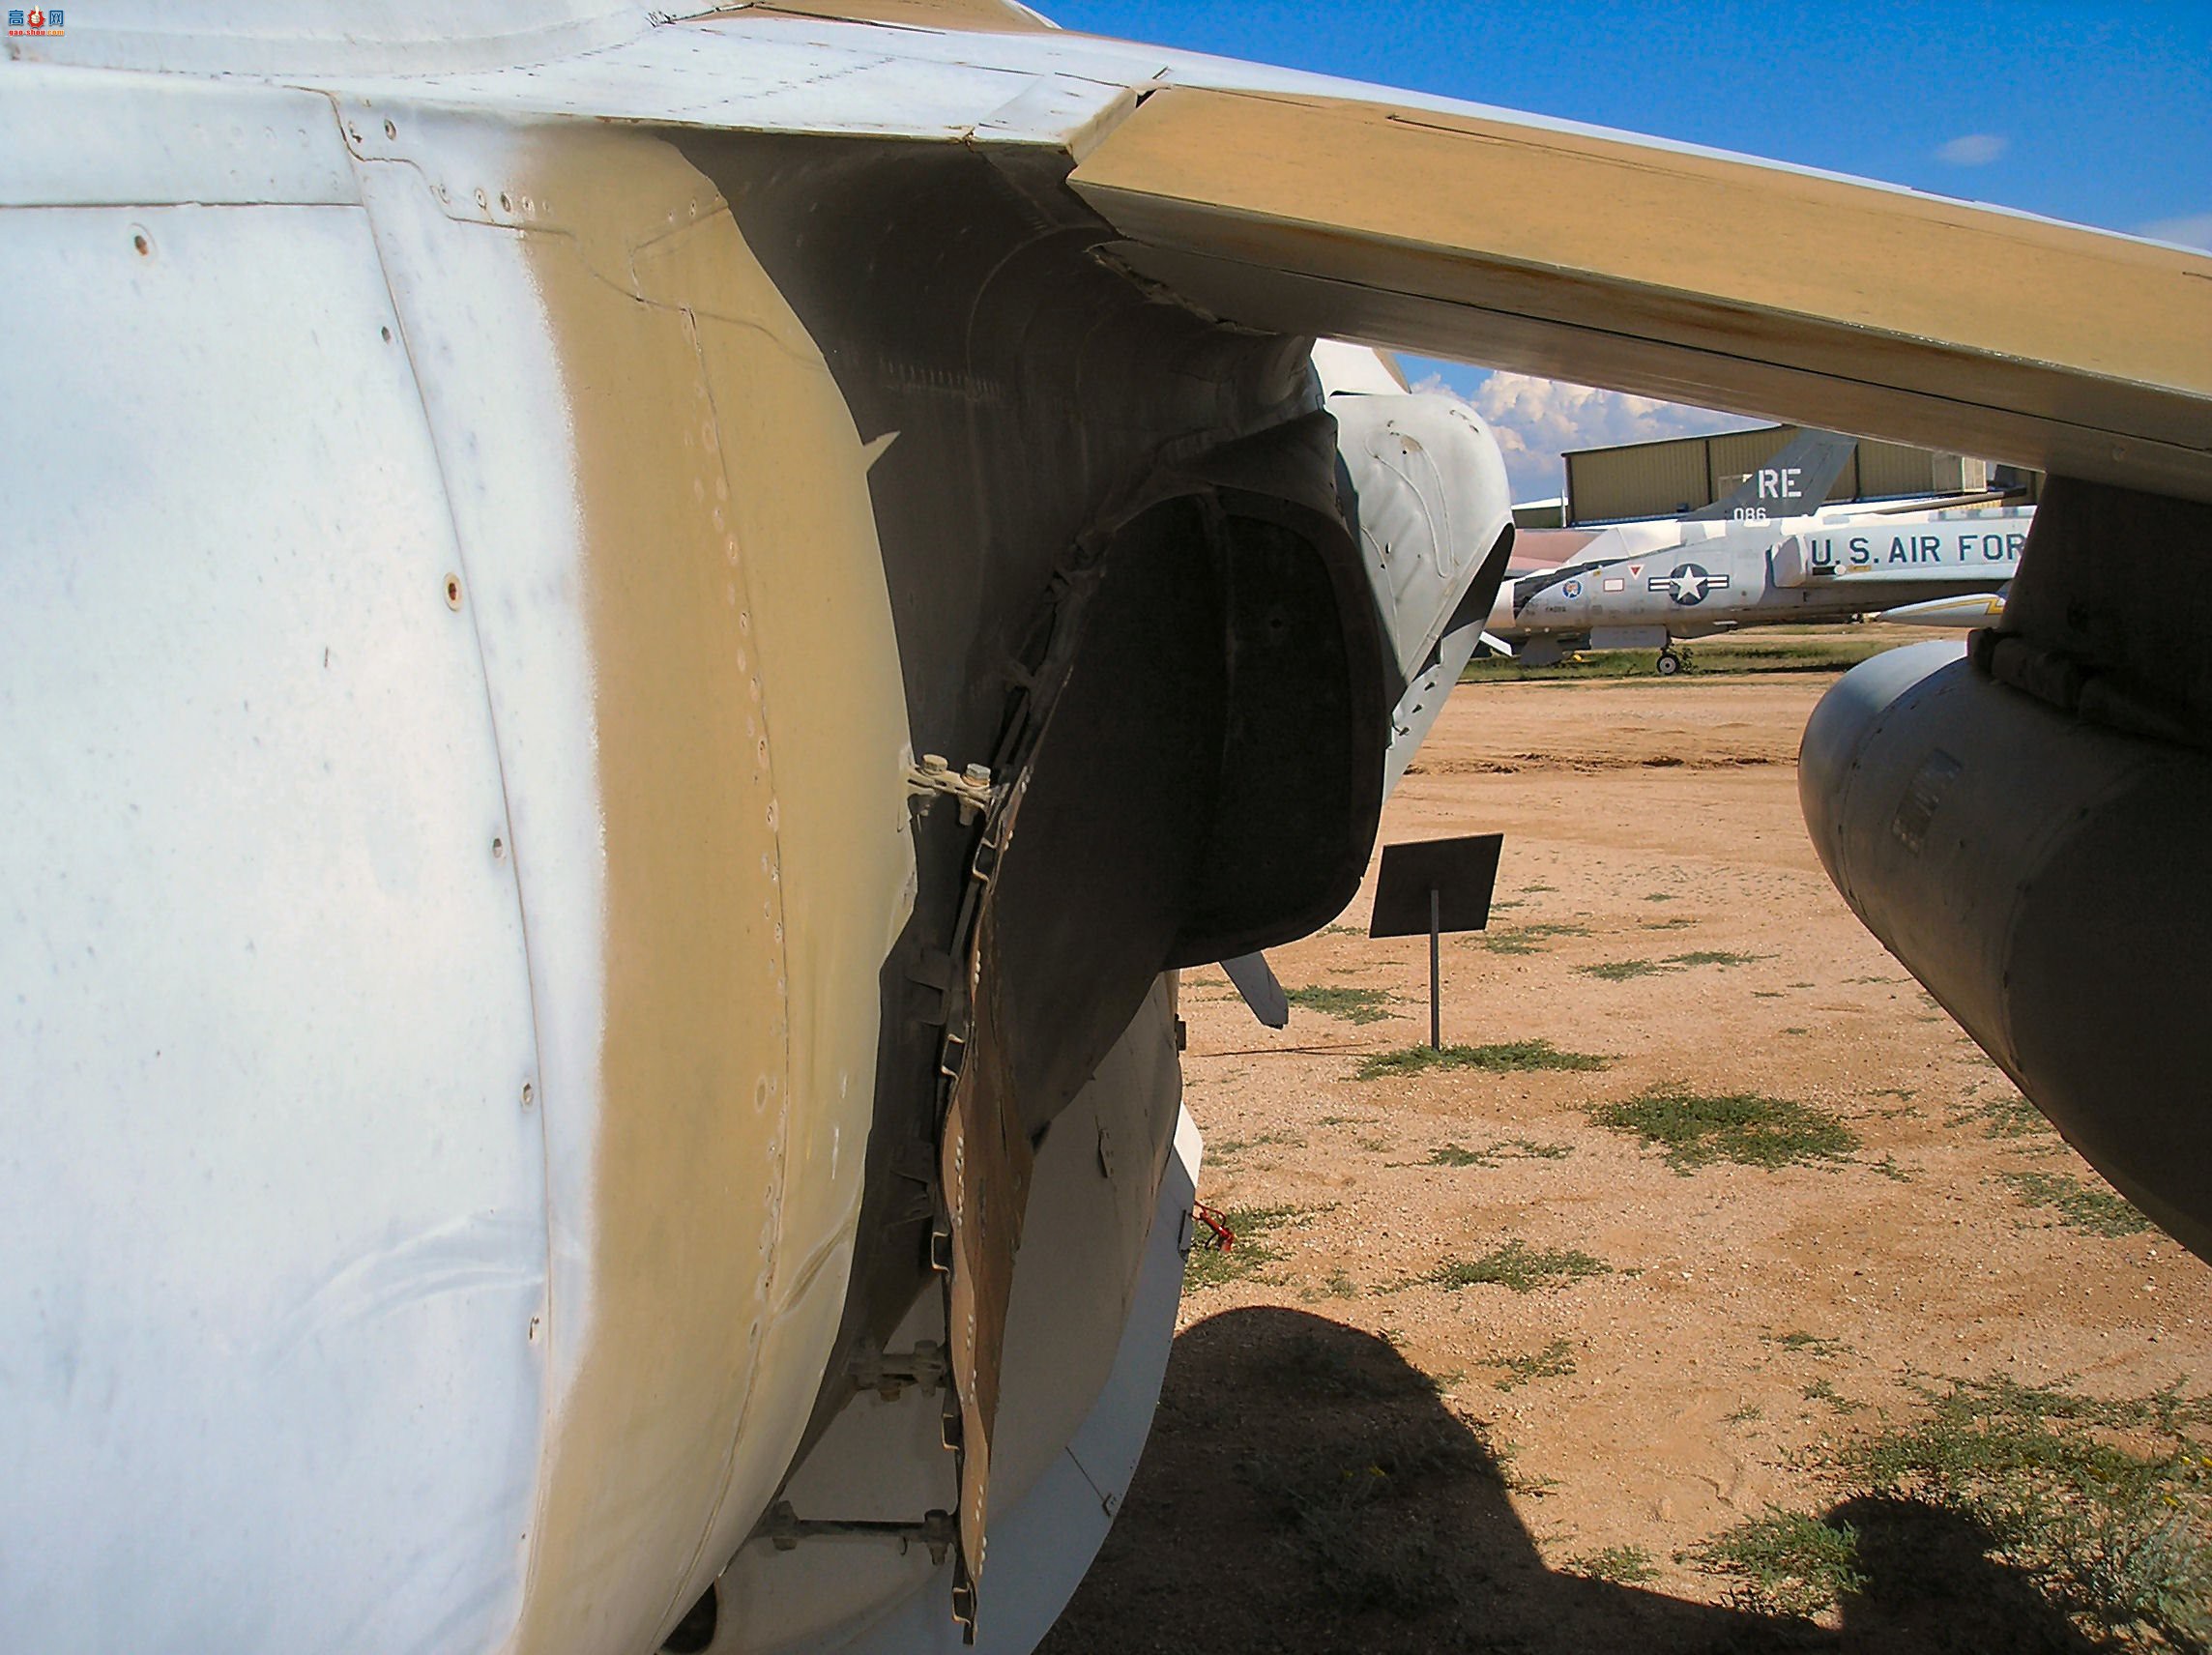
<box><xmin>3</xmin><ymin>6</ymin><xmax>2209</xmax><ymax>1655</ymax></box>
<box><xmin>1488</xmin><ymin>430</ymin><xmax>2032</xmax><ymax>670</ymax></box>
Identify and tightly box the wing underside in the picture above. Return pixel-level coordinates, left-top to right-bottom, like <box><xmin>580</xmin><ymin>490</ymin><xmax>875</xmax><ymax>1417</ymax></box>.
<box><xmin>123</xmin><ymin>8</ymin><xmax>2202</xmax><ymax>508</ymax></box>
<box><xmin>1067</xmin><ymin>85</ymin><xmax>2212</xmax><ymax>504</ymax></box>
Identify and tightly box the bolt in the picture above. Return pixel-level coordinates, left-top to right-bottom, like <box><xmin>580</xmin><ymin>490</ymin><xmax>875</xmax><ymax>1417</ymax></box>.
<box><xmin>920</xmin><ymin>753</ymin><xmax>948</xmax><ymax>773</ymax></box>
<box><xmin>962</xmin><ymin>763</ymin><xmax>991</xmax><ymax>787</ymax></box>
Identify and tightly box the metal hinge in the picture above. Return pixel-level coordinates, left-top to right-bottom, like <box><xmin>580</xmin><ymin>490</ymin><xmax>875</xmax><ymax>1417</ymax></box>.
<box><xmin>759</xmin><ymin>1501</ymin><xmax>958</xmax><ymax>1566</ymax></box>
<box><xmin>848</xmin><ymin>1336</ymin><xmax>947</xmax><ymax>1401</ymax></box>
<box><xmin>905</xmin><ymin>753</ymin><xmax>996</xmax><ymax>824</ymax></box>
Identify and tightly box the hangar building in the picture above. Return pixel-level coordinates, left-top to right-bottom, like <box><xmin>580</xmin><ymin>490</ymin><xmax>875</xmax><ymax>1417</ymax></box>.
<box><xmin>1561</xmin><ymin>424</ymin><xmax>2038</xmax><ymax>526</ymax></box>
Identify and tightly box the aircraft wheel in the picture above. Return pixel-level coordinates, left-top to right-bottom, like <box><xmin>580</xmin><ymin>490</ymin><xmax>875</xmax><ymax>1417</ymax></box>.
<box><xmin>1655</xmin><ymin>650</ymin><xmax>1682</xmax><ymax>677</ymax></box>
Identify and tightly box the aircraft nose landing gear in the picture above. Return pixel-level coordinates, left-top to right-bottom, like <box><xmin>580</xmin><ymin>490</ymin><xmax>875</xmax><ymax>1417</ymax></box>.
<box><xmin>1655</xmin><ymin>646</ymin><xmax>1683</xmax><ymax>677</ymax></box>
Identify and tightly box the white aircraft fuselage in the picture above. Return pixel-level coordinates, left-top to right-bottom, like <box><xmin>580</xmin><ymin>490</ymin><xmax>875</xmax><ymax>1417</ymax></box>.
<box><xmin>1489</xmin><ymin>506</ymin><xmax>2033</xmax><ymax>658</ymax></box>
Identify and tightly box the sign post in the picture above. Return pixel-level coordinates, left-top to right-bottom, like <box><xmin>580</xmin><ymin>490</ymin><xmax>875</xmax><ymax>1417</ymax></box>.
<box><xmin>1370</xmin><ymin>833</ymin><xmax>1504</xmax><ymax>1052</ymax></box>
<box><xmin>1429</xmin><ymin>887</ymin><xmax>1442</xmax><ymax>1050</ymax></box>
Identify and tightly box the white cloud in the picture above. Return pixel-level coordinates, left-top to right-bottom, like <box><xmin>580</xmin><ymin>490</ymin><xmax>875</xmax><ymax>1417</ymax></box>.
<box><xmin>1935</xmin><ymin>132</ymin><xmax>2008</xmax><ymax>166</ymax></box>
<box><xmin>2137</xmin><ymin>212</ymin><xmax>2212</xmax><ymax>250</ymax></box>
<box><xmin>1412</xmin><ymin>369</ymin><xmax>1762</xmax><ymax>502</ymax></box>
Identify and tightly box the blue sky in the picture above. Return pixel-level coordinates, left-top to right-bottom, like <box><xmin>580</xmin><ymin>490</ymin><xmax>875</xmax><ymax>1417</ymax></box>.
<box><xmin>1047</xmin><ymin>1</ymin><xmax>2212</xmax><ymax>497</ymax></box>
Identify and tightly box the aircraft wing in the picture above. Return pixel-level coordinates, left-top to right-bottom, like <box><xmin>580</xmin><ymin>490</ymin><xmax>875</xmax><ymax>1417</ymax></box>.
<box><xmin>89</xmin><ymin>7</ymin><xmax>2203</xmax><ymax>500</ymax></box>
<box><xmin>1066</xmin><ymin>85</ymin><xmax>2212</xmax><ymax>504</ymax></box>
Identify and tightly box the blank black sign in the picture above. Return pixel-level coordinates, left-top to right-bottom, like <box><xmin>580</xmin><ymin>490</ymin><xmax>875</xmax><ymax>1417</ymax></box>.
<box><xmin>1369</xmin><ymin>833</ymin><xmax>1503</xmax><ymax>938</ymax></box>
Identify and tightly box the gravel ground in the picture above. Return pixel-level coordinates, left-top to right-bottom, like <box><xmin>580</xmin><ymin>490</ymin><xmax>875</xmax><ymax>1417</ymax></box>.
<box><xmin>1040</xmin><ymin>663</ymin><xmax>2211</xmax><ymax>1654</ymax></box>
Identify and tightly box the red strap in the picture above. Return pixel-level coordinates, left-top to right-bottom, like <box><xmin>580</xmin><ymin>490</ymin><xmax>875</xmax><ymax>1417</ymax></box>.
<box><xmin>1192</xmin><ymin>1202</ymin><xmax>1236</xmax><ymax>1252</ymax></box>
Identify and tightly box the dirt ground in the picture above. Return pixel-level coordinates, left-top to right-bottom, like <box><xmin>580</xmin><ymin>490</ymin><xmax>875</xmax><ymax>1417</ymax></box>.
<box><xmin>1042</xmin><ymin>656</ymin><xmax>2212</xmax><ymax>1653</ymax></box>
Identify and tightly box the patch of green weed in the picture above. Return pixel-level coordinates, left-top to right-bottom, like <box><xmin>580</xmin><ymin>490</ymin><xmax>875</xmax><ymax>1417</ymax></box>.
<box><xmin>1803</xmin><ymin>1379</ymin><xmax>1867</xmax><ymax>1415</ymax></box>
<box><xmin>1949</xmin><ymin>1092</ymin><xmax>2057</xmax><ymax>1142</ymax></box>
<box><xmin>1579</xmin><ymin>958</ymin><xmax>1665</xmax><ymax>981</ymax></box>
<box><xmin>1568</xmin><ymin>1544</ymin><xmax>1660</xmax><ymax>1584</ymax></box>
<box><xmin>1490</xmin><ymin>1338</ymin><xmax>1578</xmax><ymax>1390</ymax></box>
<box><xmin>1765</xmin><ymin>1330</ymin><xmax>1850</xmax><ymax>1358</ymax></box>
<box><xmin>1208</xmin><ymin>1130</ymin><xmax>1304</xmax><ymax>1160</ymax></box>
<box><xmin>2002</xmin><ymin>1170</ymin><xmax>2156</xmax><ymax>1238</ymax></box>
<box><xmin>1418</xmin><ymin>1240</ymin><xmax>1610</xmax><ymax>1294</ymax></box>
<box><xmin>1591</xmin><ymin>1086</ymin><xmax>1859</xmax><ymax>1173</ymax></box>
<box><xmin>1481</xmin><ymin>921</ymin><xmax>1590</xmax><ymax>955</ymax></box>
<box><xmin>1583</xmin><ymin>947</ymin><xmax>1764</xmax><ymax>973</ymax></box>
<box><xmin>1849</xmin><ymin>1376</ymin><xmax>2212</xmax><ymax>1645</ymax></box>
<box><xmin>1424</xmin><ymin>1139</ymin><xmax>1573</xmax><ymax>1170</ymax></box>
<box><xmin>1285</xmin><ymin>984</ymin><xmax>1392</xmax><ymax>1025</ymax></box>
<box><xmin>1464</xmin><ymin>631</ymin><xmax>1894</xmax><ymax>682</ymax></box>
<box><xmin>1687</xmin><ymin>1376</ymin><xmax>2212</xmax><ymax>1641</ymax></box>
<box><xmin>1353</xmin><ymin>1040</ymin><xmax>1609</xmax><ymax>1082</ymax></box>
<box><xmin>1688</xmin><ymin>1508</ymin><xmax>1865</xmax><ymax>1617</ymax></box>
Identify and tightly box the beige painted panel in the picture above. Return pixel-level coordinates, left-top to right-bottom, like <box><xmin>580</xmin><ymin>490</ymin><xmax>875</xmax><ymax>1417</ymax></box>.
<box><xmin>516</xmin><ymin>218</ymin><xmax>790</xmax><ymax>1655</ymax></box>
<box><xmin>1071</xmin><ymin>88</ymin><xmax>2212</xmax><ymax>503</ymax></box>
<box><xmin>631</xmin><ymin>208</ymin><xmax>919</xmax><ymax>1604</ymax></box>
<box><xmin>493</xmin><ymin>130</ymin><xmax>914</xmax><ymax>1655</ymax></box>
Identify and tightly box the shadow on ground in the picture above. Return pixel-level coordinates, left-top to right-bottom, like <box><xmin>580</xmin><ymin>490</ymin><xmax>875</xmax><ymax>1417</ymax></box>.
<box><xmin>1037</xmin><ymin>1307</ymin><xmax>2104</xmax><ymax>1654</ymax></box>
